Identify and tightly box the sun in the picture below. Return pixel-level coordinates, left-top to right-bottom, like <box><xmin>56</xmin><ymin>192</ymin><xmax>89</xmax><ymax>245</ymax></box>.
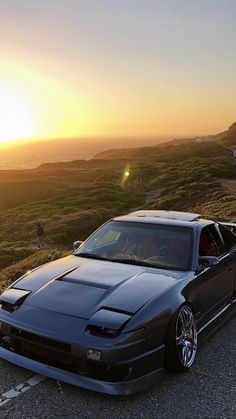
<box><xmin>0</xmin><ymin>84</ymin><xmax>34</xmax><ymax>144</ymax></box>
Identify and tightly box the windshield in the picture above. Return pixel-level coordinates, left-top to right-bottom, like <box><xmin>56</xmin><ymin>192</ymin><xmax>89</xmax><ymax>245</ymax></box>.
<box><xmin>75</xmin><ymin>221</ymin><xmax>193</xmax><ymax>271</ymax></box>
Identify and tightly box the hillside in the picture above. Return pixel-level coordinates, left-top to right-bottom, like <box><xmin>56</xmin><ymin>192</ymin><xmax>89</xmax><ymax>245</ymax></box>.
<box><xmin>93</xmin><ymin>123</ymin><xmax>236</xmax><ymax>160</ymax></box>
<box><xmin>214</xmin><ymin>122</ymin><xmax>236</xmax><ymax>147</ymax></box>
<box><xmin>0</xmin><ymin>127</ymin><xmax>236</xmax><ymax>290</ymax></box>
<box><xmin>93</xmin><ymin>138</ymin><xmax>196</xmax><ymax>160</ymax></box>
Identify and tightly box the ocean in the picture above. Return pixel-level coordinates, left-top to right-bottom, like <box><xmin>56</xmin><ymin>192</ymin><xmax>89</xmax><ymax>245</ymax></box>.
<box><xmin>0</xmin><ymin>137</ymin><xmax>167</xmax><ymax>170</ymax></box>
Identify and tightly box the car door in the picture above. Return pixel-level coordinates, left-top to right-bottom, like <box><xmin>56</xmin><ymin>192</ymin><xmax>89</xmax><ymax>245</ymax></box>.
<box><xmin>217</xmin><ymin>223</ymin><xmax>236</xmax><ymax>291</ymax></box>
<box><xmin>193</xmin><ymin>224</ymin><xmax>235</xmax><ymax>327</ymax></box>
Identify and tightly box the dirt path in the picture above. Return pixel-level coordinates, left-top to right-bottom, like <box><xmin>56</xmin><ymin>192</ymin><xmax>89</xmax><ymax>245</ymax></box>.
<box><xmin>130</xmin><ymin>188</ymin><xmax>162</xmax><ymax>212</ymax></box>
<box><xmin>144</xmin><ymin>188</ymin><xmax>162</xmax><ymax>205</ymax></box>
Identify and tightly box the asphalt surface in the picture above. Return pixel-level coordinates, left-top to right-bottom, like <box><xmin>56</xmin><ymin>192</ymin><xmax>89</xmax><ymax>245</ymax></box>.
<box><xmin>0</xmin><ymin>315</ymin><xmax>235</xmax><ymax>419</ymax></box>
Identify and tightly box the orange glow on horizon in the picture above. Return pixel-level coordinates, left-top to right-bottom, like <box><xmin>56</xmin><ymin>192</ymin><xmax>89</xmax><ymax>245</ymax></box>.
<box><xmin>0</xmin><ymin>59</ymin><xmax>234</xmax><ymax>146</ymax></box>
<box><xmin>0</xmin><ymin>1</ymin><xmax>235</xmax><ymax>146</ymax></box>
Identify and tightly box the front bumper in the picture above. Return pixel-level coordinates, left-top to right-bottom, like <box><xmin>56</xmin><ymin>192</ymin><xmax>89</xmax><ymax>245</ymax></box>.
<box><xmin>0</xmin><ymin>346</ymin><xmax>165</xmax><ymax>395</ymax></box>
<box><xmin>0</xmin><ymin>307</ymin><xmax>165</xmax><ymax>395</ymax></box>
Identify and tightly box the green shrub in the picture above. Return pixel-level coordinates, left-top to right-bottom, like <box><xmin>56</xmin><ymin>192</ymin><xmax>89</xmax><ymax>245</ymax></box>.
<box><xmin>0</xmin><ymin>244</ymin><xmax>34</xmax><ymax>269</ymax></box>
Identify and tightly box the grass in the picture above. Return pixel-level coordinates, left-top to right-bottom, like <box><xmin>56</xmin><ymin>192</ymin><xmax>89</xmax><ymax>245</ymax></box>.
<box><xmin>0</xmin><ymin>250</ymin><xmax>69</xmax><ymax>293</ymax></box>
<box><xmin>0</xmin><ymin>139</ymin><xmax>235</xmax><ymax>290</ymax></box>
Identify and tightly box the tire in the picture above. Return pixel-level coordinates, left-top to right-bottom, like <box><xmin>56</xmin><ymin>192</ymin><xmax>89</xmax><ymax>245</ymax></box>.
<box><xmin>165</xmin><ymin>305</ymin><xmax>197</xmax><ymax>372</ymax></box>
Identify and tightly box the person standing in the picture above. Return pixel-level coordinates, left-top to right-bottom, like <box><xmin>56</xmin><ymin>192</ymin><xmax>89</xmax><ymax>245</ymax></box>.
<box><xmin>37</xmin><ymin>223</ymin><xmax>44</xmax><ymax>249</ymax></box>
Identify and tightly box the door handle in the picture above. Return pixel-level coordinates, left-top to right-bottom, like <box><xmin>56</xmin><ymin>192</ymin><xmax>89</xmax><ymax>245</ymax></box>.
<box><xmin>228</xmin><ymin>266</ymin><xmax>233</xmax><ymax>272</ymax></box>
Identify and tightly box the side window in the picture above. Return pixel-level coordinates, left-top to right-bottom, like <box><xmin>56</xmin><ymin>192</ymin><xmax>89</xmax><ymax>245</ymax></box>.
<box><xmin>199</xmin><ymin>225</ymin><xmax>224</xmax><ymax>257</ymax></box>
<box><xmin>218</xmin><ymin>224</ymin><xmax>236</xmax><ymax>253</ymax></box>
<box><xmin>224</xmin><ymin>225</ymin><xmax>236</xmax><ymax>234</ymax></box>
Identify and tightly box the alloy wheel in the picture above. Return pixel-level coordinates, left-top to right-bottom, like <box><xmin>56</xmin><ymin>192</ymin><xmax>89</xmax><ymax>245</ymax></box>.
<box><xmin>176</xmin><ymin>306</ymin><xmax>197</xmax><ymax>368</ymax></box>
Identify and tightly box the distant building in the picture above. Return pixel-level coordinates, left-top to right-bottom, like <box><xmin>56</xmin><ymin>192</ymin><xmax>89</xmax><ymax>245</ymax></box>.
<box><xmin>196</xmin><ymin>136</ymin><xmax>214</xmax><ymax>143</ymax></box>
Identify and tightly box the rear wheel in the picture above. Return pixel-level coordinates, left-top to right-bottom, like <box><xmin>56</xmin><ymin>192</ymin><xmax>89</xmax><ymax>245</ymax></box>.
<box><xmin>165</xmin><ymin>305</ymin><xmax>197</xmax><ymax>372</ymax></box>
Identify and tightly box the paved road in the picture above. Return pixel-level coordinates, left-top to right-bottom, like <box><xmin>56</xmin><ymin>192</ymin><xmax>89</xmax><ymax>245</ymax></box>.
<box><xmin>0</xmin><ymin>316</ymin><xmax>235</xmax><ymax>419</ymax></box>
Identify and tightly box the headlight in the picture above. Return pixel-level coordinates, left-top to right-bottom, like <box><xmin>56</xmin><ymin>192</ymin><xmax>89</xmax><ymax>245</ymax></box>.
<box><xmin>86</xmin><ymin>309</ymin><xmax>131</xmax><ymax>337</ymax></box>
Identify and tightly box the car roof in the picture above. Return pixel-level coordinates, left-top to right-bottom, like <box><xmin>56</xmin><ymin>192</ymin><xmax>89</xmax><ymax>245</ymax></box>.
<box><xmin>220</xmin><ymin>221</ymin><xmax>236</xmax><ymax>227</ymax></box>
<box><xmin>127</xmin><ymin>210</ymin><xmax>201</xmax><ymax>221</ymax></box>
<box><xmin>113</xmin><ymin>210</ymin><xmax>213</xmax><ymax>228</ymax></box>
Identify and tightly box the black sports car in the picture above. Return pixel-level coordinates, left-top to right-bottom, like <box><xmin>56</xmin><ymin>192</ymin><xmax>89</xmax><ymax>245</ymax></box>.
<box><xmin>0</xmin><ymin>210</ymin><xmax>235</xmax><ymax>395</ymax></box>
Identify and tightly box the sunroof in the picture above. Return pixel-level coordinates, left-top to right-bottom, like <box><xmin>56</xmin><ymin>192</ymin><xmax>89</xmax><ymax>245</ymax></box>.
<box><xmin>128</xmin><ymin>210</ymin><xmax>201</xmax><ymax>222</ymax></box>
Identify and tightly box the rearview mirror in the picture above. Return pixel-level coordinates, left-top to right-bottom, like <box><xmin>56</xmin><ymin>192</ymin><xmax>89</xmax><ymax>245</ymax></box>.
<box><xmin>198</xmin><ymin>256</ymin><xmax>219</xmax><ymax>269</ymax></box>
<box><xmin>73</xmin><ymin>240</ymin><xmax>84</xmax><ymax>250</ymax></box>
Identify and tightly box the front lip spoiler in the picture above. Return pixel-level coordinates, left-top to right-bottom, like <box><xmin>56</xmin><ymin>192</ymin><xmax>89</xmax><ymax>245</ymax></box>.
<box><xmin>0</xmin><ymin>347</ymin><xmax>165</xmax><ymax>396</ymax></box>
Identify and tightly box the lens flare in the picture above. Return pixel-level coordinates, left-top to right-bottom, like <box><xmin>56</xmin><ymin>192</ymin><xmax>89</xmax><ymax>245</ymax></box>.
<box><xmin>120</xmin><ymin>164</ymin><xmax>131</xmax><ymax>187</ymax></box>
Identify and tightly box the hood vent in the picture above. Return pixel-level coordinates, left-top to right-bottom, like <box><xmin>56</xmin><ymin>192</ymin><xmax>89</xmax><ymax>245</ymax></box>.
<box><xmin>0</xmin><ymin>288</ymin><xmax>31</xmax><ymax>312</ymax></box>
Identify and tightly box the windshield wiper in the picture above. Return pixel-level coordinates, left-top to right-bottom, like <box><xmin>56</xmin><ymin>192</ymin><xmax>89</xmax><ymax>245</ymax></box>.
<box><xmin>112</xmin><ymin>258</ymin><xmax>178</xmax><ymax>270</ymax></box>
<box><xmin>112</xmin><ymin>258</ymin><xmax>157</xmax><ymax>268</ymax></box>
<box><xmin>75</xmin><ymin>252</ymin><xmax>110</xmax><ymax>261</ymax></box>
<box><xmin>75</xmin><ymin>253</ymin><xmax>180</xmax><ymax>270</ymax></box>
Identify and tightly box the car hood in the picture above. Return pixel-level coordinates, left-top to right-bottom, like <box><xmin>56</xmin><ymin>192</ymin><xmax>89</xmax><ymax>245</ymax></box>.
<box><xmin>11</xmin><ymin>255</ymin><xmax>185</xmax><ymax>319</ymax></box>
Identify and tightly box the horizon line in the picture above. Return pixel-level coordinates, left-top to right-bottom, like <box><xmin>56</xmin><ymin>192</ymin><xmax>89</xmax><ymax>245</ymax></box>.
<box><xmin>0</xmin><ymin>132</ymin><xmax>213</xmax><ymax>149</ymax></box>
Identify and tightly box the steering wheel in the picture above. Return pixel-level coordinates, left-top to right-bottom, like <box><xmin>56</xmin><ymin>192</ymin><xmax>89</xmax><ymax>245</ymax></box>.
<box><xmin>158</xmin><ymin>246</ymin><xmax>169</xmax><ymax>257</ymax></box>
<box><xmin>158</xmin><ymin>246</ymin><xmax>186</xmax><ymax>260</ymax></box>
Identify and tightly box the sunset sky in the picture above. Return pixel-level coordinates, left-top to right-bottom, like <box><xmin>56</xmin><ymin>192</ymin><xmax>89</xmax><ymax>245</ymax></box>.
<box><xmin>0</xmin><ymin>0</ymin><xmax>235</xmax><ymax>144</ymax></box>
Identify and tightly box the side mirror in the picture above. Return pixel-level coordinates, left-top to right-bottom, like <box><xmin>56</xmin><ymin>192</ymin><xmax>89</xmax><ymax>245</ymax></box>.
<box><xmin>198</xmin><ymin>256</ymin><xmax>219</xmax><ymax>270</ymax></box>
<box><xmin>73</xmin><ymin>240</ymin><xmax>84</xmax><ymax>250</ymax></box>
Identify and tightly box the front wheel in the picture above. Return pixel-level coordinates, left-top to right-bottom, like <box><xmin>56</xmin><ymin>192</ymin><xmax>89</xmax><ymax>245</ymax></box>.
<box><xmin>165</xmin><ymin>305</ymin><xmax>197</xmax><ymax>372</ymax></box>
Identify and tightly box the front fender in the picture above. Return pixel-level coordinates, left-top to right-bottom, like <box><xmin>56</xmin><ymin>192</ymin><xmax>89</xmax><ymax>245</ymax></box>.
<box><xmin>122</xmin><ymin>281</ymin><xmax>190</xmax><ymax>348</ymax></box>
